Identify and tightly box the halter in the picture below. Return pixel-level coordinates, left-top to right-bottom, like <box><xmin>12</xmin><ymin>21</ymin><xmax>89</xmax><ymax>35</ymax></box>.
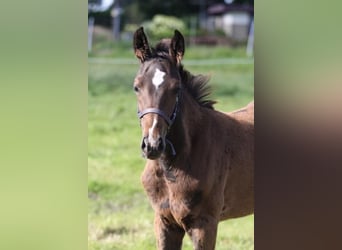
<box><xmin>137</xmin><ymin>87</ymin><xmax>182</xmax><ymax>156</ymax></box>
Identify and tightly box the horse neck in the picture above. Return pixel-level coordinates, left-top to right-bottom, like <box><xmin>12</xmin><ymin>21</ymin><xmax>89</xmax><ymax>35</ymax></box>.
<box><xmin>166</xmin><ymin>91</ymin><xmax>203</xmax><ymax>161</ymax></box>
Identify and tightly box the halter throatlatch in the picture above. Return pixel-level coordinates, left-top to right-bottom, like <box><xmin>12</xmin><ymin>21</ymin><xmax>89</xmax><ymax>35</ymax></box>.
<box><xmin>137</xmin><ymin>89</ymin><xmax>181</xmax><ymax>156</ymax></box>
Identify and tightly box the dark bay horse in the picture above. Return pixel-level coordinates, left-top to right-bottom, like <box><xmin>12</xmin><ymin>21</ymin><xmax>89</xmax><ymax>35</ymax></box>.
<box><xmin>133</xmin><ymin>27</ymin><xmax>254</xmax><ymax>249</ymax></box>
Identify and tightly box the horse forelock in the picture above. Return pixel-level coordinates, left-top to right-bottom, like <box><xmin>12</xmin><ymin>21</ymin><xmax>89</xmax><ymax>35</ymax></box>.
<box><xmin>155</xmin><ymin>39</ymin><xmax>171</xmax><ymax>53</ymax></box>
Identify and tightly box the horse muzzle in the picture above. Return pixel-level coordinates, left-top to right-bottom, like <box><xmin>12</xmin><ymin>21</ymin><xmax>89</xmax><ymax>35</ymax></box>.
<box><xmin>141</xmin><ymin>136</ymin><xmax>165</xmax><ymax>159</ymax></box>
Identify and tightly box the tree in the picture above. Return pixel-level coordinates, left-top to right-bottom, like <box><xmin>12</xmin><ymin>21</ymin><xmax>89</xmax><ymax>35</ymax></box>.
<box><xmin>125</xmin><ymin>0</ymin><xmax>253</xmax><ymax>23</ymax></box>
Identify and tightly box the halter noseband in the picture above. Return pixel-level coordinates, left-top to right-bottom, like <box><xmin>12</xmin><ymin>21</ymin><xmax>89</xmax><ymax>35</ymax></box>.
<box><xmin>137</xmin><ymin>89</ymin><xmax>181</xmax><ymax>127</ymax></box>
<box><xmin>137</xmin><ymin>108</ymin><xmax>174</xmax><ymax>127</ymax></box>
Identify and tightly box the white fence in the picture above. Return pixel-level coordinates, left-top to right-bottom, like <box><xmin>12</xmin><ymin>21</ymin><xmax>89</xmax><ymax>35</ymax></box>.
<box><xmin>88</xmin><ymin>57</ymin><xmax>254</xmax><ymax>66</ymax></box>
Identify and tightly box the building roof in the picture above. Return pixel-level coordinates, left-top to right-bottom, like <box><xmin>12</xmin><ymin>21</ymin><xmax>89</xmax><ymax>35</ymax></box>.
<box><xmin>88</xmin><ymin>0</ymin><xmax>115</xmax><ymax>12</ymax></box>
<box><xmin>207</xmin><ymin>4</ymin><xmax>254</xmax><ymax>15</ymax></box>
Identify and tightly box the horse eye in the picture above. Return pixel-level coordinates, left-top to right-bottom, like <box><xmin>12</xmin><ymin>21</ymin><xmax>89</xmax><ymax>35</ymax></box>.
<box><xmin>133</xmin><ymin>86</ymin><xmax>140</xmax><ymax>93</ymax></box>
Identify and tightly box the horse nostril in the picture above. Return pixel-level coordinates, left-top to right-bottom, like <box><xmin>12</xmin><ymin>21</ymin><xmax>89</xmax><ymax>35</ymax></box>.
<box><xmin>157</xmin><ymin>137</ymin><xmax>164</xmax><ymax>151</ymax></box>
<box><xmin>141</xmin><ymin>137</ymin><xmax>147</xmax><ymax>150</ymax></box>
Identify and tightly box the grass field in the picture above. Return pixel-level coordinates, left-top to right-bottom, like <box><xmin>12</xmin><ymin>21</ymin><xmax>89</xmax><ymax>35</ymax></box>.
<box><xmin>88</xmin><ymin>43</ymin><xmax>254</xmax><ymax>249</ymax></box>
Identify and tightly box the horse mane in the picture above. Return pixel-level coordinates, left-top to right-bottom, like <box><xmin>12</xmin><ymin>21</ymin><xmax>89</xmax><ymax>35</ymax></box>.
<box><xmin>178</xmin><ymin>66</ymin><xmax>216</xmax><ymax>109</ymax></box>
<box><xmin>152</xmin><ymin>40</ymin><xmax>216</xmax><ymax>110</ymax></box>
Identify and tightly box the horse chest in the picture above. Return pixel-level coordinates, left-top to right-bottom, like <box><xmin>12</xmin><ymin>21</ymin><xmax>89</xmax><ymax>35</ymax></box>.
<box><xmin>142</xmin><ymin>164</ymin><xmax>203</xmax><ymax>224</ymax></box>
<box><xmin>156</xmin><ymin>186</ymin><xmax>200</xmax><ymax>227</ymax></box>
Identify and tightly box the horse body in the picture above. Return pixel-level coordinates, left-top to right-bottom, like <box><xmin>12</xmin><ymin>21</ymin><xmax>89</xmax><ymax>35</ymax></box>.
<box><xmin>134</xmin><ymin>27</ymin><xmax>253</xmax><ymax>249</ymax></box>
<box><xmin>141</xmin><ymin>101</ymin><xmax>254</xmax><ymax>248</ymax></box>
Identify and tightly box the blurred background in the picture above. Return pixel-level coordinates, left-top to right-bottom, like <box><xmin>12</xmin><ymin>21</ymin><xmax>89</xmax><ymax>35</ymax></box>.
<box><xmin>2</xmin><ymin>1</ymin><xmax>341</xmax><ymax>250</ymax></box>
<box><xmin>88</xmin><ymin>0</ymin><xmax>254</xmax><ymax>54</ymax></box>
<box><xmin>88</xmin><ymin>0</ymin><xmax>254</xmax><ymax>249</ymax></box>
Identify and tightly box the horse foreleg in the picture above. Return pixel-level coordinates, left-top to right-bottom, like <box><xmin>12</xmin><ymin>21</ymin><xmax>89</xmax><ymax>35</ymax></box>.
<box><xmin>154</xmin><ymin>213</ymin><xmax>185</xmax><ymax>250</ymax></box>
<box><xmin>185</xmin><ymin>215</ymin><xmax>218</xmax><ymax>250</ymax></box>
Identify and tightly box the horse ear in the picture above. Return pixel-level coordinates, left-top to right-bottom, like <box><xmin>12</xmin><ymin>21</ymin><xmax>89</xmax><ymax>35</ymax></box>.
<box><xmin>170</xmin><ymin>30</ymin><xmax>185</xmax><ymax>65</ymax></box>
<box><xmin>133</xmin><ymin>27</ymin><xmax>151</xmax><ymax>63</ymax></box>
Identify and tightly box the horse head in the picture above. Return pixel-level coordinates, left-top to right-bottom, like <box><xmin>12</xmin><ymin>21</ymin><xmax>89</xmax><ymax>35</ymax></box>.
<box><xmin>133</xmin><ymin>27</ymin><xmax>184</xmax><ymax>159</ymax></box>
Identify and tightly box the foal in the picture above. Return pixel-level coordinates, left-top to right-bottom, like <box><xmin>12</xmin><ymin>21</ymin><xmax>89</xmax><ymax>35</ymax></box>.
<box><xmin>133</xmin><ymin>27</ymin><xmax>254</xmax><ymax>250</ymax></box>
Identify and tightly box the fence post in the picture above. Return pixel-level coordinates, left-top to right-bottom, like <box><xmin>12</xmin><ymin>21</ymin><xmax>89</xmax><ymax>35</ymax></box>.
<box><xmin>246</xmin><ymin>19</ymin><xmax>254</xmax><ymax>57</ymax></box>
<box><xmin>88</xmin><ymin>16</ymin><xmax>95</xmax><ymax>52</ymax></box>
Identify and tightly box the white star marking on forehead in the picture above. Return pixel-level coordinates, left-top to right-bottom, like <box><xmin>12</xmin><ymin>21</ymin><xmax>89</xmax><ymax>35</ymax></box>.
<box><xmin>152</xmin><ymin>68</ymin><xmax>166</xmax><ymax>89</ymax></box>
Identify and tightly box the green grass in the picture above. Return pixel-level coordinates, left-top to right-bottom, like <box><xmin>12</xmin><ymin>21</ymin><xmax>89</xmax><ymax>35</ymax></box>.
<box><xmin>88</xmin><ymin>46</ymin><xmax>254</xmax><ymax>249</ymax></box>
